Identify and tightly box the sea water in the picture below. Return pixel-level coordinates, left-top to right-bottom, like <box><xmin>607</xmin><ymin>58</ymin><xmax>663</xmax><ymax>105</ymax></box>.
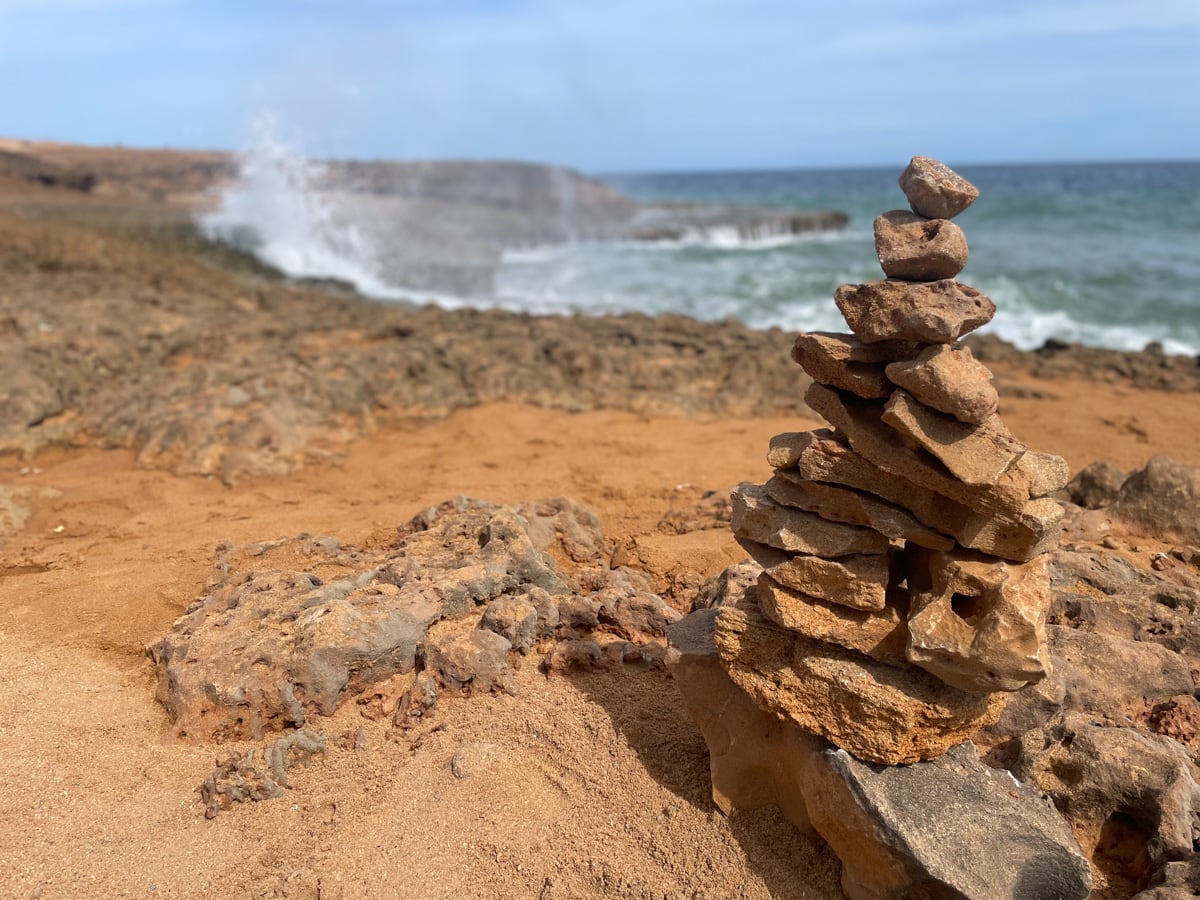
<box><xmin>498</xmin><ymin>162</ymin><xmax>1200</xmax><ymax>354</ymax></box>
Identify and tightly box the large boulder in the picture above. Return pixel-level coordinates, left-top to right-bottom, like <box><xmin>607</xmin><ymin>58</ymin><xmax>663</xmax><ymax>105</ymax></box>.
<box><xmin>1110</xmin><ymin>456</ymin><xmax>1200</xmax><ymax>543</ymax></box>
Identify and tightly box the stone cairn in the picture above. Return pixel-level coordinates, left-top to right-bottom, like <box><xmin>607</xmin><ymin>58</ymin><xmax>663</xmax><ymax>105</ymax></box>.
<box><xmin>668</xmin><ymin>157</ymin><xmax>1092</xmax><ymax>897</ymax></box>
<box><xmin>720</xmin><ymin>155</ymin><xmax>1070</xmax><ymax>765</ymax></box>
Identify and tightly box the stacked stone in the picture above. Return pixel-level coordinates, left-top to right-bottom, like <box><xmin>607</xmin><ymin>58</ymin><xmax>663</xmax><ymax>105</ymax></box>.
<box><xmin>719</xmin><ymin>156</ymin><xmax>1070</xmax><ymax>766</ymax></box>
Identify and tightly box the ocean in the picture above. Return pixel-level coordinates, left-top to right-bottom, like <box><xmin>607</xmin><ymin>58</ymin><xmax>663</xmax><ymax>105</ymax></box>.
<box><xmin>497</xmin><ymin>162</ymin><xmax>1200</xmax><ymax>354</ymax></box>
<box><xmin>201</xmin><ymin>132</ymin><xmax>1200</xmax><ymax>355</ymax></box>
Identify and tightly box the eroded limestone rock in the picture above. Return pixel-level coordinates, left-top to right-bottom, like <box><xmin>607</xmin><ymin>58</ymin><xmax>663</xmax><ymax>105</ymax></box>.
<box><xmin>791</xmin><ymin>332</ymin><xmax>892</xmax><ymax>398</ymax></box>
<box><xmin>715</xmin><ymin>601</ymin><xmax>1004</xmax><ymax>765</ymax></box>
<box><xmin>738</xmin><ymin>538</ymin><xmax>892</xmax><ymax>611</ymax></box>
<box><xmin>899</xmin><ymin>155</ymin><xmax>980</xmax><ymax>219</ymax></box>
<box><xmin>906</xmin><ymin>550</ymin><xmax>1051</xmax><ymax>693</ymax></box>
<box><xmin>873</xmin><ymin>209</ymin><xmax>969</xmax><ymax>280</ymax></box>
<box><xmin>730</xmin><ymin>482</ymin><xmax>892</xmax><ymax>557</ymax></box>
<box><xmin>834</xmin><ymin>279</ymin><xmax>995</xmax><ymax>344</ymax></box>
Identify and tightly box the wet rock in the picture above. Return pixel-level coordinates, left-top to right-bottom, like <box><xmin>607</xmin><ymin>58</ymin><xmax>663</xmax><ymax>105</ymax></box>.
<box><xmin>731</xmin><ymin>481</ymin><xmax>892</xmax><ymax>557</ymax></box>
<box><xmin>805</xmin><ymin>742</ymin><xmax>1090</xmax><ymax>900</ymax></box>
<box><xmin>715</xmin><ymin>601</ymin><xmax>1003</xmax><ymax>765</ymax></box>
<box><xmin>450</xmin><ymin>741</ymin><xmax>501</xmax><ymax>779</ymax></box>
<box><xmin>756</xmin><ymin>574</ymin><xmax>908</xmax><ymax>665</ymax></box>
<box><xmin>1111</xmin><ymin>456</ymin><xmax>1200</xmax><ymax>543</ymax></box>
<box><xmin>1015</xmin><ymin>715</ymin><xmax>1200</xmax><ymax>883</ymax></box>
<box><xmin>882</xmin><ymin>390</ymin><xmax>1026</xmax><ymax>487</ymax></box>
<box><xmin>1066</xmin><ymin>460</ymin><xmax>1129</xmax><ymax>509</ymax></box>
<box><xmin>766</xmin><ymin>471</ymin><xmax>953</xmax><ymax>550</ymax></box>
<box><xmin>426</xmin><ymin>628</ymin><xmax>516</xmax><ymax>695</ymax></box>
<box><xmin>884</xmin><ymin>344</ymin><xmax>999</xmax><ymax>425</ymax></box>
<box><xmin>873</xmin><ymin>209</ymin><xmax>969</xmax><ymax>280</ymax></box>
<box><xmin>1050</xmin><ymin>627</ymin><xmax>1195</xmax><ymax>716</ymax></box>
<box><xmin>834</xmin><ymin>279</ymin><xmax>995</xmax><ymax>344</ymax></box>
<box><xmin>898</xmin><ymin>155</ymin><xmax>980</xmax><ymax>219</ymax></box>
<box><xmin>790</xmin><ymin>332</ymin><xmax>892</xmax><ymax>398</ymax></box>
<box><xmin>738</xmin><ymin>538</ymin><xmax>892</xmax><ymax>611</ymax></box>
<box><xmin>906</xmin><ymin>550</ymin><xmax>1050</xmax><ymax>693</ymax></box>
<box><xmin>665</xmin><ymin>609</ymin><xmax>818</xmax><ymax>832</ymax></box>
<box><xmin>480</xmin><ymin>596</ymin><xmax>540</xmax><ymax>653</ymax></box>
<box><xmin>692</xmin><ymin>560</ymin><xmax>761</xmax><ymax>610</ymax></box>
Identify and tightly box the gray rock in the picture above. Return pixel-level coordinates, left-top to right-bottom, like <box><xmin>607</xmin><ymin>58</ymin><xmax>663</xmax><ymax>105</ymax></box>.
<box><xmin>1133</xmin><ymin>856</ymin><xmax>1200</xmax><ymax>898</ymax></box>
<box><xmin>1015</xmin><ymin>715</ymin><xmax>1200</xmax><ymax>883</ymax></box>
<box><xmin>480</xmin><ymin>595</ymin><xmax>539</xmax><ymax>653</ymax></box>
<box><xmin>1111</xmin><ymin>456</ymin><xmax>1200</xmax><ymax>542</ymax></box>
<box><xmin>1065</xmin><ymin>460</ymin><xmax>1128</xmax><ymax>509</ymax></box>
<box><xmin>1049</xmin><ymin>626</ymin><xmax>1195</xmax><ymax>716</ymax></box>
<box><xmin>804</xmin><ymin>742</ymin><xmax>1090</xmax><ymax>900</ymax></box>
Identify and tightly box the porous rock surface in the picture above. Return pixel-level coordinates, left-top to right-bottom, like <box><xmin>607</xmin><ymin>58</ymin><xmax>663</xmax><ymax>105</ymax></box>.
<box><xmin>834</xmin><ymin>279</ymin><xmax>996</xmax><ymax>344</ymax></box>
<box><xmin>899</xmin><ymin>155</ymin><xmax>980</xmax><ymax>219</ymax></box>
<box><xmin>149</xmin><ymin>496</ymin><xmax>680</xmax><ymax>742</ymax></box>
<box><xmin>873</xmin><ymin>209</ymin><xmax>969</xmax><ymax>280</ymax></box>
<box><xmin>884</xmin><ymin>344</ymin><xmax>999</xmax><ymax>425</ymax></box>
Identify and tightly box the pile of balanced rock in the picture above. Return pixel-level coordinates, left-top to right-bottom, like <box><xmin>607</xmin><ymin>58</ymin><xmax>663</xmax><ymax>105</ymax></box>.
<box><xmin>669</xmin><ymin>157</ymin><xmax>1092</xmax><ymax>898</ymax></box>
<box><xmin>723</xmin><ymin>154</ymin><xmax>1070</xmax><ymax>765</ymax></box>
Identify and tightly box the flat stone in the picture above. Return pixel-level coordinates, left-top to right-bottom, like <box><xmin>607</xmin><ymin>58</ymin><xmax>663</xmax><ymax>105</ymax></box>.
<box><xmin>791</xmin><ymin>332</ymin><xmax>892</xmax><ymax>398</ymax></box>
<box><xmin>906</xmin><ymin>550</ymin><xmax>1051</xmax><ymax>693</ymax></box>
<box><xmin>756</xmin><ymin>574</ymin><xmax>908</xmax><ymax>665</ymax></box>
<box><xmin>882</xmin><ymin>390</ymin><xmax>1026</xmax><ymax>486</ymax></box>
<box><xmin>899</xmin><ymin>155</ymin><xmax>980</xmax><ymax>219</ymax></box>
<box><xmin>767</xmin><ymin>469</ymin><xmax>954</xmax><ymax>550</ymax></box>
<box><xmin>835</xmin><ymin>279</ymin><xmax>995</xmax><ymax>344</ymax></box>
<box><xmin>1049</xmin><ymin>626</ymin><xmax>1195</xmax><ymax>716</ymax></box>
<box><xmin>664</xmin><ymin>608</ymin><xmax>818</xmax><ymax>832</ymax></box>
<box><xmin>730</xmin><ymin>482</ymin><xmax>892</xmax><ymax>558</ymax></box>
<box><xmin>1013</xmin><ymin>450</ymin><xmax>1071</xmax><ymax>498</ymax></box>
<box><xmin>805</xmin><ymin>742</ymin><xmax>1091</xmax><ymax>900</ymax></box>
<box><xmin>792</xmin><ymin>330</ymin><xmax>919</xmax><ymax>364</ymax></box>
<box><xmin>874</xmin><ymin>210</ymin><xmax>969</xmax><ymax>280</ymax></box>
<box><xmin>884</xmin><ymin>344</ymin><xmax>999</xmax><ymax>425</ymax></box>
<box><xmin>737</xmin><ymin>537</ymin><xmax>892</xmax><ymax>611</ymax></box>
<box><xmin>805</xmin><ymin>386</ymin><xmax>1062</xmax><ymax>561</ymax></box>
<box><xmin>715</xmin><ymin>601</ymin><xmax>1005</xmax><ymax>765</ymax></box>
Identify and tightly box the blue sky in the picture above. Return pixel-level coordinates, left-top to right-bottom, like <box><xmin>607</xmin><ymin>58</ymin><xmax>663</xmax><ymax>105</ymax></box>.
<box><xmin>1</xmin><ymin>0</ymin><xmax>1198</xmax><ymax>172</ymax></box>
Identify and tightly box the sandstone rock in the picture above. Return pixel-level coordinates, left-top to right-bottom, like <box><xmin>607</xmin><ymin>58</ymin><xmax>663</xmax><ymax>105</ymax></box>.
<box><xmin>730</xmin><ymin>482</ymin><xmax>892</xmax><ymax>557</ymax></box>
<box><xmin>791</xmin><ymin>330</ymin><xmax>919</xmax><ymax>365</ymax></box>
<box><xmin>693</xmin><ymin>561</ymin><xmax>762</xmax><ymax>610</ymax></box>
<box><xmin>766</xmin><ymin>471</ymin><xmax>953</xmax><ymax>550</ymax></box>
<box><xmin>656</xmin><ymin>489</ymin><xmax>732</xmax><ymax>534</ymax></box>
<box><xmin>805</xmin><ymin>742</ymin><xmax>1091</xmax><ymax>900</ymax></box>
<box><xmin>835</xmin><ymin>279</ymin><xmax>996</xmax><ymax>344</ymax></box>
<box><xmin>1013</xmin><ymin>450</ymin><xmax>1072</xmax><ymax>498</ymax></box>
<box><xmin>664</xmin><ymin>609</ymin><xmax>818</xmax><ymax>832</ymax></box>
<box><xmin>1015</xmin><ymin>715</ymin><xmax>1200</xmax><ymax>883</ymax></box>
<box><xmin>738</xmin><ymin>538</ymin><xmax>891</xmax><ymax>611</ymax></box>
<box><xmin>882</xmin><ymin>390</ymin><xmax>1026</xmax><ymax>487</ymax></box>
<box><xmin>1110</xmin><ymin>456</ymin><xmax>1200</xmax><ymax>542</ymax></box>
<box><xmin>906</xmin><ymin>550</ymin><xmax>1050</xmax><ymax>693</ymax></box>
<box><xmin>1065</xmin><ymin>460</ymin><xmax>1128</xmax><ymax>509</ymax></box>
<box><xmin>715</xmin><ymin>601</ymin><xmax>1004</xmax><ymax>765</ymax></box>
<box><xmin>1049</xmin><ymin>626</ymin><xmax>1195</xmax><ymax>716</ymax></box>
<box><xmin>425</xmin><ymin>628</ymin><xmax>516</xmax><ymax>695</ymax></box>
<box><xmin>805</xmin><ymin>387</ymin><xmax>1062</xmax><ymax>561</ymax></box>
<box><xmin>884</xmin><ymin>344</ymin><xmax>998</xmax><ymax>425</ymax></box>
<box><xmin>480</xmin><ymin>596</ymin><xmax>540</xmax><ymax>653</ymax></box>
<box><xmin>541</xmin><ymin>639</ymin><xmax>609</xmax><ymax>673</ymax></box>
<box><xmin>756</xmin><ymin>574</ymin><xmax>908</xmax><ymax>665</ymax></box>
<box><xmin>873</xmin><ymin>210</ymin><xmax>969</xmax><ymax>280</ymax></box>
<box><xmin>899</xmin><ymin>155</ymin><xmax>980</xmax><ymax>219</ymax></box>
<box><xmin>791</xmin><ymin>332</ymin><xmax>892</xmax><ymax>398</ymax></box>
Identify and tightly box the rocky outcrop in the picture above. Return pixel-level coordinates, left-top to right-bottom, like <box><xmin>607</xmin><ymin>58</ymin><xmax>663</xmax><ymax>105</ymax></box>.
<box><xmin>148</xmin><ymin>497</ymin><xmax>679</xmax><ymax>742</ymax></box>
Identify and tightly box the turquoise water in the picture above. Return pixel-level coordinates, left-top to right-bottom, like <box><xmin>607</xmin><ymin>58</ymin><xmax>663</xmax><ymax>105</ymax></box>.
<box><xmin>496</xmin><ymin>162</ymin><xmax>1200</xmax><ymax>353</ymax></box>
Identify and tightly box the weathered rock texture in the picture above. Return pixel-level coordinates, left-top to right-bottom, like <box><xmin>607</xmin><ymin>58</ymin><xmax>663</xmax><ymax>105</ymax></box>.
<box><xmin>149</xmin><ymin>496</ymin><xmax>679</xmax><ymax>741</ymax></box>
<box><xmin>899</xmin><ymin>155</ymin><xmax>980</xmax><ymax>219</ymax></box>
<box><xmin>873</xmin><ymin>210</ymin><xmax>969</xmax><ymax>280</ymax></box>
<box><xmin>835</xmin><ymin>279</ymin><xmax>996</xmax><ymax>344</ymax></box>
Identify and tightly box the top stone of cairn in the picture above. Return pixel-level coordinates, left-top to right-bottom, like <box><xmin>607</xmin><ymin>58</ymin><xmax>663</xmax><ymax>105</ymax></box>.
<box><xmin>899</xmin><ymin>155</ymin><xmax>979</xmax><ymax>220</ymax></box>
